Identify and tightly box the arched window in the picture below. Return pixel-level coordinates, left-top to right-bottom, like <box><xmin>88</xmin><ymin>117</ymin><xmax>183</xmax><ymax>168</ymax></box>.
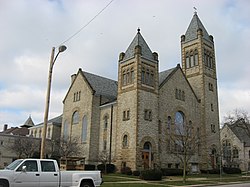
<box><xmin>190</xmin><ymin>51</ymin><xmax>194</xmax><ymax>67</ymax></box>
<box><xmin>122</xmin><ymin>135</ymin><xmax>128</xmax><ymax>148</ymax></box>
<box><xmin>82</xmin><ymin>115</ymin><xmax>88</xmax><ymax>143</ymax></box>
<box><xmin>144</xmin><ymin>142</ymin><xmax>151</xmax><ymax>150</ymax></box>
<box><xmin>175</xmin><ymin>111</ymin><xmax>185</xmax><ymax>135</ymax></box>
<box><xmin>122</xmin><ymin>70</ymin><xmax>126</xmax><ymax>86</ymax></box>
<box><xmin>72</xmin><ymin>111</ymin><xmax>79</xmax><ymax>124</ymax></box>
<box><xmin>63</xmin><ymin>120</ymin><xmax>69</xmax><ymax>141</ymax></box>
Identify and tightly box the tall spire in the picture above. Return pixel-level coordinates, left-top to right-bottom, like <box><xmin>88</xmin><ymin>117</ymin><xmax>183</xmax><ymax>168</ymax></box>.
<box><xmin>122</xmin><ymin>29</ymin><xmax>155</xmax><ymax>62</ymax></box>
<box><xmin>184</xmin><ymin>12</ymin><xmax>212</xmax><ymax>43</ymax></box>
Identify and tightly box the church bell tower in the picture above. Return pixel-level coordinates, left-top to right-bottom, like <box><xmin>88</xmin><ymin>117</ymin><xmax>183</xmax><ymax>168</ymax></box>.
<box><xmin>115</xmin><ymin>29</ymin><xmax>159</xmax><ymax>171</ymax></box>
<box><xmin>181</xmin><ymin>12</ymin><xmax>220</xmax><ymax>169</ymax></box>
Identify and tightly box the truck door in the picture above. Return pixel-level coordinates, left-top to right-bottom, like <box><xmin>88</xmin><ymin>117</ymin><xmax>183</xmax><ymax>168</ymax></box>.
<box><xmin>39</xmin><ymin>160</ymin><xmax>59</xmax><ymax>187</ymax></box>
<box><xmin>14</xmin><ymin>160</ymin><xmax>40</xmax><ymax>187</ymax></box>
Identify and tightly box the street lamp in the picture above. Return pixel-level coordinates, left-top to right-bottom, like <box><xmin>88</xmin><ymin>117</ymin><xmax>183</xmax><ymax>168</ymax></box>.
<box><xmin>40</xmin><ymin>45</ymin><xmax>67</xmax><ymax>159</ymax></box>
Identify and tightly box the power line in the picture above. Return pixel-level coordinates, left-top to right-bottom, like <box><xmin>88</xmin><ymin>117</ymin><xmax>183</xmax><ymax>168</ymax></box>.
<box><xmin>59</xmin><ymin>0</ymin><xmax>115</xmax><ymax>46</ymax></box>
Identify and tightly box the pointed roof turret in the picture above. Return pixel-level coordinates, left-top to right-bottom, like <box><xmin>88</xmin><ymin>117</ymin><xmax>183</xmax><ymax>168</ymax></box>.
<box><xmin>122</xmin><ymin>28</ymin><xmax>155</xmax><ymax>62</ymax></box>
<box><xmin>21</xmin><ymin>115</ymin><xmax>35</xmax><ymax>128</ymax></box>
<box><xmin>184</xmin><ymin>12</ymin><xmax>212</xmax><ymax>43</ymax></box>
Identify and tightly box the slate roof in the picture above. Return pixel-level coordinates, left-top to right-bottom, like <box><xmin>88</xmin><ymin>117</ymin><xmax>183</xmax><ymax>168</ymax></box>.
<box><xmin>122</xmin><ymin>29</ymin><xmax>155</xmax><ymax>62</ymax></box>
<box><xmin>35</xmin><ymin>114</ymin><xmax>62</xmax><ymax>126</ymax></box>
<box><xmin>227</xmin><ymin>120</ymin><xmax>250</xmax><ymax>146</ymax></box>
<box><xmin>83</xmin><ymin>71</ymin><xmax>118</xmax><ymax>101</ymax></box>
<box><xmin>159</xmin><ymin>67</ymin><xmax>177</xmax><ymax>86</ymax></box>
<box><xmin>184</xmin><ymin>12</ymin><xmax>211</xmax><ymax>43</ymax></box>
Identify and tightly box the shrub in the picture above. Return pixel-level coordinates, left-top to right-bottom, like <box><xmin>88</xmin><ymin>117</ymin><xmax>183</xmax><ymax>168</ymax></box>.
<box><xmin>141</xmin><ymin>169</ymin><xmax>162</xmax><ymax>180</ymax></box>
<box><xmin>97</xmin><ymin>164</ymin><xmax>116</xmax><ymax>173</ymax></box>
<box><xmin>223</xmin><ymin>167</ymin><xmax>241</xmax><ymax>174</ymax></box>
<box><xmin>200</xmin><ymin>169</ymin><xmax>220</xmax><ymax>174</ymax></box>
<box><xmin>121</xmin><ymin>167</ymin><xmax>132</xmax><ymax>175</ymax></box>
<box><xmin>161</xmin><ymin>168</ymin><xmax>183</xmax><ymax>176</ymax></box>
<box><xmin>84</xmin><ymin>164</ymin><xmax>96</xmax><ymax>170</ymax></box>
<box><xmin>132</xmin><ymin>170</ymin><xmax>141</xmax><ymax>176</ymax></box>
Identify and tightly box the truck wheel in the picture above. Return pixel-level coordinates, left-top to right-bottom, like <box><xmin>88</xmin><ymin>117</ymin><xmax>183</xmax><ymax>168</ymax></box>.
<box><xmin>0</xmin><ymin>180</ymin><xmax>9</xmax><ymax>187</ymax></box>
<box><xmin>81</xmin><ymin>182</ymin><xmax>93</xmax><ymax>187</ymax></box>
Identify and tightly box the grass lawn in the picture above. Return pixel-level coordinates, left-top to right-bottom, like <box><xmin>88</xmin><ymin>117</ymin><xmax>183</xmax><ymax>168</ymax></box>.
<box><xmin>101</xmin><ymin>173</ymin><xmax>250</xmax><ymax>187</ymax></box>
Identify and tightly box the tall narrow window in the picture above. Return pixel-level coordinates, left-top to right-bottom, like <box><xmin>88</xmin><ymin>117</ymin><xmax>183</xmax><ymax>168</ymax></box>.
<box><xmin>190</xmin><ymin>51</ymin><xmax>194</xmax><ymax>67</ymax></box>
<box><xmin>131</xmin><ymin>68</ymin><xmax>134</xmax><ymax>83</ymax></box>
<box><xmin>167</xmin><ymin>116</ymin><xmax>172</xmax><ymax>130</ymax></box>
<box><xmin>175</xmin><ymin>111</ymin><xmax>185</xmax><ymax>135</ymax></box>
<box><xmin>141</xmin><ymin>69</ymin><xmax>145</xmax><ymax>84</ymax></box>
<box><xmin>72</xmin><ymin>111</ymin><xmax>79</xmax><ymax>124</ymax></box>
<box><xmin>103</xmin><ymin>140</ymin><xmax>107</xmax><ymax>150</ymax></box>
<box><xmin>82</xmin><ymin>115</ymin><xmax>88</xmax><ymax>143</ymax></box>
<box><xmin>63</xmin><ymin>120</ymin><xmax>69</xmax><ymax>141</ymax></box>
<box><xmin>122</xmin><ymin>135</ymin><xmax>128</xmax><ymax>148</ymax></box>
<box><xmin>104</xmin><ymin>115</ymin><xmax>108</xmax><ymax>130</ymax></box>
<box><xmin>185</xmin><ymin>52</ymin><xmax>190</xmax><ymax>68</ymax></box>
<box><xmin>194</xmin><ymin>49</ymin><xmax>198</xmax><ymax>66</ymax></box>
<box><xmin>122</xmin><ymin>70</ymin><xmax>126</xmax><ymax>86</ymax></box>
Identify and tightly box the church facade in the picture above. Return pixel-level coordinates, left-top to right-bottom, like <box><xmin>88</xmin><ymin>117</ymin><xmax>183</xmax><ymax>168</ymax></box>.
<box><xmin>61</xmin><ymin>12</ymin><xmax>220</xmax><ymax>172</ymax></box>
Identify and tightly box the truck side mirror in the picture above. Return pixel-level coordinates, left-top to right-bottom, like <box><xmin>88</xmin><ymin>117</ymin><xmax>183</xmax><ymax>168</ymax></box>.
<box><xmin>22</xmin><ymin>165</ymin><xmax>27</xmax><ymax>172</ymax></box>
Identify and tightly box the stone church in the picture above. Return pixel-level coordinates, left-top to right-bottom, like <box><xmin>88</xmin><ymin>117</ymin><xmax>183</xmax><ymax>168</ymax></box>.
<box><xmin>61</xmin><ymin>12</ymin><xmax>220</xmax><ymax>172</ymax></box>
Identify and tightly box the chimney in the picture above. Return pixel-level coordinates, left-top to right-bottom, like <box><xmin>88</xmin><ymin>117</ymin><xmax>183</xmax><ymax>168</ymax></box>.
<box><xmin>3</xmin><ymin>124</ymin><xmax>8</xmax><ymax>131</ymax></box>
<box><xmin>71</xmin><ymin>74</ymin><xmax>77</xmax><ymax>84</ymax></box>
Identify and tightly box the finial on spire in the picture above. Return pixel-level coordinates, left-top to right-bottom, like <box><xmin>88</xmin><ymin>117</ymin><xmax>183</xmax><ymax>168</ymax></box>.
<box><xmin>193</xmin><ymin>7</ymin><xmax>197</xmax><ymax>15</ymax></box>
<box><xmin>137</xmin><ymin>27</ymin><xmax>140</xmax><ymax>33</ymax></box>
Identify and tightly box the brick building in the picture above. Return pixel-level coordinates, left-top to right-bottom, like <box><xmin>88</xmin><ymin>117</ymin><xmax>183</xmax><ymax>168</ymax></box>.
<box><xmin>61</xmin><ymin>12</ymin><xmax>220</xmax><ymax>172</ymax></box>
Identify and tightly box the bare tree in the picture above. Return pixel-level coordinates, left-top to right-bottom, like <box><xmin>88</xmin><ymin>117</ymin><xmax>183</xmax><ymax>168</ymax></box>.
<box><xmin>6</xmin><ymin>136</ymin><xmax>40</xmax><ymax>158</ymax></box>
<box><xmin>169</xmin><ymin>122</ymin><xmax>200</xmax><ymax>183</ymax></box>
<box><xmin>50</xmin><ymin>137</ymin><xmax>82</xmax><ymax>160</ymax></box>
<box><xmin>98</xmin><ymin>151</ymin><xmax>109</xmax><ymax>174</ymax></box>
<box><xmin>223</xmin><ymin>109</ymin><xmax>250</xmax><ymax>130</ymax></box>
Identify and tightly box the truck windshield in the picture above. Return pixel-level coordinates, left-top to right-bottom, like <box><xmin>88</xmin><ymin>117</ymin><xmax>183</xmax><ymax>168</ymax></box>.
<box><xmin>5</xmin><ymin>159</ymin><xmax>23</xmax><ymax>170</ymax></box>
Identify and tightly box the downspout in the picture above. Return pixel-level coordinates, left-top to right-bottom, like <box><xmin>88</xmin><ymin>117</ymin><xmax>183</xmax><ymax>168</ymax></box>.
<box><xmin>109</xmin><ymin>104</ymin><xmax>113</xmax><ymax>164</ymax></box>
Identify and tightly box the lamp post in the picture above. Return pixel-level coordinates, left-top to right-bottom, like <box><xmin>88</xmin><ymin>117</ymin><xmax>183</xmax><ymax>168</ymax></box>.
<box><xmin>40</xmin><ymin>45</ymin><xmax>67</xmax><ymax>159</ymax></box>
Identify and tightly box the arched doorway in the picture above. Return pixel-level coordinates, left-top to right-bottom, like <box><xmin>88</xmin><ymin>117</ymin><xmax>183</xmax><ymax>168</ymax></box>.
<box><xmin>142</xmin><ymin>142</ymin><xmax>152</xmax><ymax>169</ymax></box>
<box><xmin>211</xmin><ymin>148</ymin><xmax>217</xmax><ymax>169</ymax></box>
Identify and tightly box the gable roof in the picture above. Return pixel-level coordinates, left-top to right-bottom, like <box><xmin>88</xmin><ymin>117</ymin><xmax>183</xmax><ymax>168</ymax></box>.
<box><xmin>227</xmin><ymin>120</ymin><xmax>250</xmax><ymax>146</ymax></box>
<box><xmin>82</xmin><ymin>71</ymin><xmax>118</xmax><ymax>100</ymax></box>
<box><xmin>159</xmin><ymin>64</ymin><xmax>200</xmax><ymax>102</ymax></box>
<box><xmin>122</xmin><ymin>29</ymin><xmax>155</xmax><ymax>62</ymax></box>
<box><xmin>32</xmin><ymin>114</ymin><xmax>62</xmax><ymax>128</ymax></box>
<box><xmin>159</xmin><ymin>67</ymin><xmax>178</xmax><ymax>86</ymax></box>
<box><xmin>184</xmin><ymin>12</ymin><xmax>211</xmax><ymax>43</ymax></box>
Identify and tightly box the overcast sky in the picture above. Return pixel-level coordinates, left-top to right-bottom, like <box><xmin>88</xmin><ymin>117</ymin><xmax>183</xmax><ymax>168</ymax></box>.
<box><xmin>0</xmin><ymin>0</ymin><xmax>250</xmax><ymax>130</ymax></box>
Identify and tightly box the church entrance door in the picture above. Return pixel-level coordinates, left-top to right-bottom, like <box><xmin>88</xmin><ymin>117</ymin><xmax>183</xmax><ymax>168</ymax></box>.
<box><xmin>142</xmin><ymin>142</ymin><xmax>152</xmax><ymax>170</ymax></box>
<box><xmin>142</xmin><ymin>152</ymin><xmax>150</xmax><ymax>169</ymax></box>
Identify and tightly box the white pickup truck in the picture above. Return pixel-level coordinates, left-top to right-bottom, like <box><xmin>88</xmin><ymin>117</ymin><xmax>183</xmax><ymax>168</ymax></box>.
<box><xmin>0</xmin><ymin>159</ymin><xmax>103</xmax><ymax>187</ymax></box>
